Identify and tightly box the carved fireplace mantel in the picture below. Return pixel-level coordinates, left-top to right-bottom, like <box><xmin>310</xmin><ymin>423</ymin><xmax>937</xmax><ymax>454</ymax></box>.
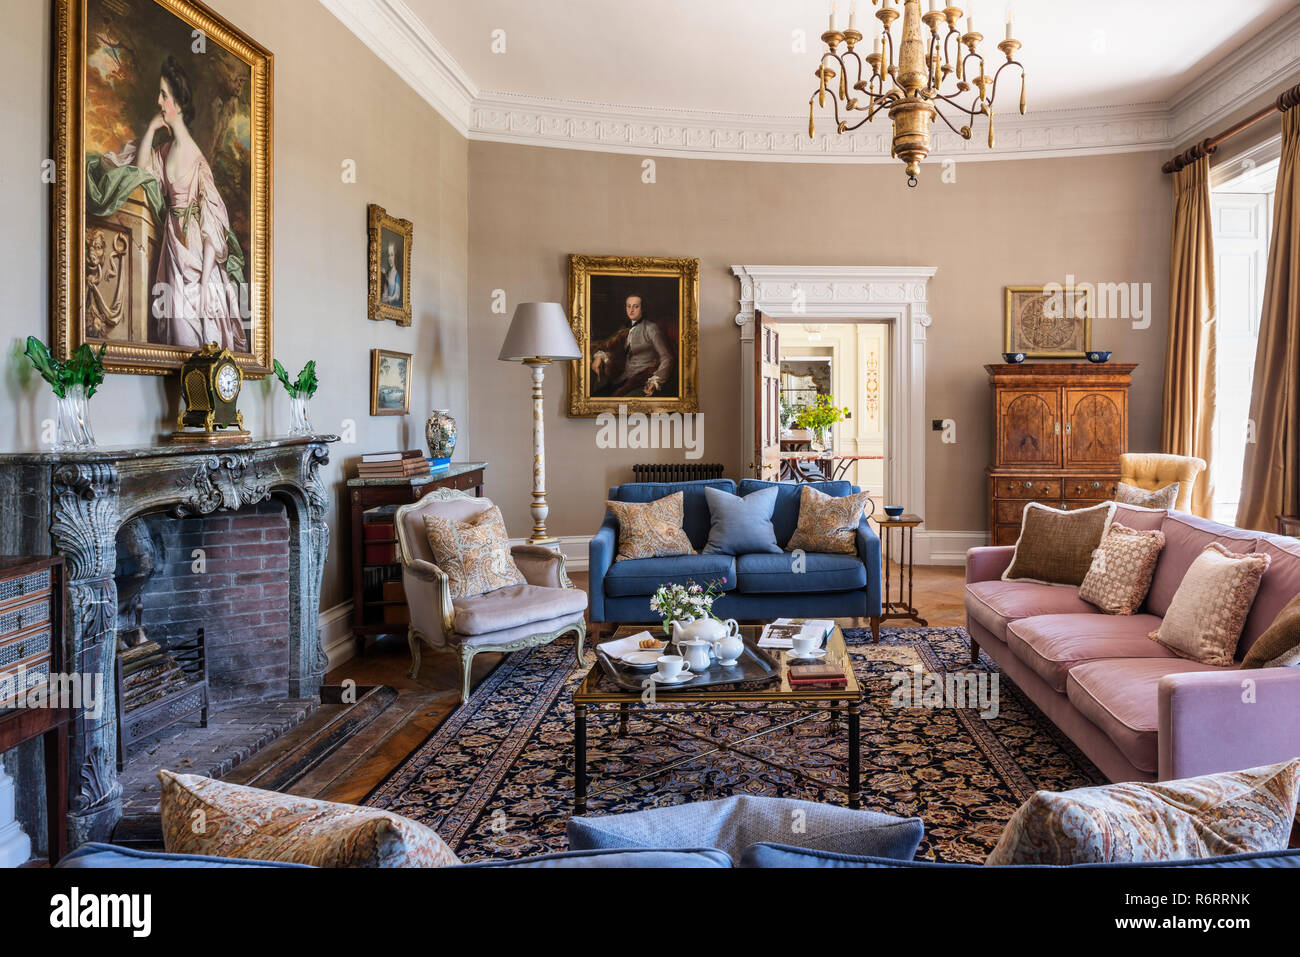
<box><xmin>0</xmin><ymin>434</ymin><xmax>337</xmax><ymax>847</ymax></box>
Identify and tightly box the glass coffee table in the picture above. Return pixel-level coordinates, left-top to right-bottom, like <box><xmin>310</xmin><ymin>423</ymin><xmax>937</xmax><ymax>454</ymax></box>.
<box><xmin>571</xmin><ymin>622</ymin><xmax>863</xmax><ymax>813</ymax></box>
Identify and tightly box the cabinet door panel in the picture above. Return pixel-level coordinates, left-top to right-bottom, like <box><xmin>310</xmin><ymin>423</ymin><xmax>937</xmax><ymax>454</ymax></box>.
<box><xmin>998</xmin><ymin>390</ymin><xmax>1061</xmax><ymax>467</ymax></box>
<box><xmin>1064</xmin><ymin>389</ymin><xmax>1126</xmax><ymax>467</ymax></box>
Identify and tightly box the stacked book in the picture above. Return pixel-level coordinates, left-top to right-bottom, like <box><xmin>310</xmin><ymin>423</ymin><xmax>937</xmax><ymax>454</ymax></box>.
<box><xmin>758</xmin><ymin>618</ymin><xmax>834</xmax><ymax>649</ymax></box>
<box><xmin>787</xmin><ymin>662</ymin><xmax>848</xmax><ymax>689</ymax></box>
<box><xmin>355</xmin><ymin>450</ymin><xmax>431</xmax><ymax>480</ymax></box>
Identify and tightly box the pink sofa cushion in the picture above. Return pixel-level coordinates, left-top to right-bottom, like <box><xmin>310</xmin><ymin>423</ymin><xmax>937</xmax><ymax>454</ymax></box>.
<box><xmin>1111</xmin><ymin>503</ymin><xmax>1169</xmax><ymax>531</ymax></box>
<box><xmin>1067</xmin><ymin>658</ymin><xmax>1231</xmax><ymax>774</ymax></box>
<box><xmin>1147</xmin><ymin>513</ymin><xmax>1260</xmax><ymax>618</ymax></box>
<box><xmin>453</xmin><ymin>584</ymin><xmax>587</xmax><ymax>636</ymax></box>
<box><xmin>1006</xmin><ymin>614</ymin><xmax>1174</xmax><ymax>693</ymax></box>
<box><xmin>965</xmin><ymin>581</ymin><xmax>1098</xmax><ymax>643</ymax></box>
<box><xmin>1240</xmin><ymin>536</ymin><xmax>1300</xmax><ymax>657</ymax></box>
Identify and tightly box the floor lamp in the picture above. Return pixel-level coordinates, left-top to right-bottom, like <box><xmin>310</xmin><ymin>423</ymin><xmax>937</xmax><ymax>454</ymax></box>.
<box><xmin>498</xmin><ymin>302</ymin><xmax>581</xmax><ymax>545</ymax></box>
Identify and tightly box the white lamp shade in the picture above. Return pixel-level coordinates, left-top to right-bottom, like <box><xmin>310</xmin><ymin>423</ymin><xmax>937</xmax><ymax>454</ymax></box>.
<box><xmin>498</xmin><ymin>302</ymin><xmax>581</xmax><ymax>362</ymax></box>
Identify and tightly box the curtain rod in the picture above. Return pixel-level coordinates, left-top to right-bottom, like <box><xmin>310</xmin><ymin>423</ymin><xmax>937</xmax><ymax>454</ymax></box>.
<box><xmin>1162</xmin><ymin>82</ymin><xmax>1300</xmax><ymax>175</ymax></box>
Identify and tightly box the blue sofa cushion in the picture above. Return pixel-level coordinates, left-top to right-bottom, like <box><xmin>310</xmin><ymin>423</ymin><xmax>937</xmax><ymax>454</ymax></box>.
<box><xmin>461</xmin><ymin>847</ymin><xmax>732</xmax><ymax>868</ymax></box>
<box><xmin>608</xmin><ymin>480</ymin><xmax>736</xmax><ymax>551</ymax></box>
<box><xmin>58</xmin><ymin>843</ymin><xmax>312</xmax><ymax>868</ymax></box>
<box><xmin>739</xmin><ymin>843</ymin><xmax>1300</xmax><ymax>869</ymax></box>
<box><xmin>702</xmin><ymin>485</ymin><xmax>781</xmax><ymax>555</ymax></box>
<box><xmin>568</xmin><ymin>795</ymin><xmax>923</xmax><ymax>865</ymax></box>
<box><xmin>603</xmin><ymin>553</ymin><xmax>737</xmax><ymax>597</ymax></box>
<box><xmin>737</xmin><ymin>479</ymin><xmax>857</xmax><ymax>548</ymax></box>
<box><xmin>735</xmin><ymin>551</ymin><xmax>868</xmax><ymax>594</ymax></box>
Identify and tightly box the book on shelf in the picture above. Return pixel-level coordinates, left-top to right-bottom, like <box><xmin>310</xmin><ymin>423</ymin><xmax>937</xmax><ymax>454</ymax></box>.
<box><xmin>788</xmin><ymin>662</ymin><xmax>847</xmax><ymax>682</ymax></box>
<box><xmin>787</xmin><ymin>677</ymin><xmax>848</xmax><ymax>689</ymax></box>
<box><xmin>428</xmin><ymin>456</ymin><xmax>451</xmax><ymax>473</ymax></box>
<box><xmin>356</xmin><ymin>459</ymin><xmax>431</xmax><ymax>479</ymax></box>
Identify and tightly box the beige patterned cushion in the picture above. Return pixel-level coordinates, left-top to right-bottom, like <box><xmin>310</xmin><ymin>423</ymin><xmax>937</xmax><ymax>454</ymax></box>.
<box><xmin>1242</xmin><ymin>594</ymin><xmax>1300</xmax><ymax>669</ymax></box>
<box><xmin>1003</xmin><ymin>502</ymin><xmax>1116</xmax><ymax>586</ymax></box>
<box><xmin>786</xmin><ymin>486</ymin><xmax>874</xmax><ymax>555</ymax></box>
<box><xmin>1078</xmin><ymin>523</ymin><xmax>1166</xmax><ymax>615</ymax></box>
<box><xmin>159</xmin><ymin>770</ymin><xmax>460</xmax><ymax>867</ymax></box>
<box><xmin>986</xmin><ymin>760</ymin><xmax>1300</xmax><ymax>865</ymax></box>
<box><xmin>1150</xmin><ymin>543</ymin><xmax>1271</xmax><ymax>666</ymax></box>
<box><xmin>423</xmin><ymin>505</ymin><xmax>526</xmax><ymax>600</ymax></box>
<box><xmin>1115</xmin><ymin>481</ymin><xmax>1179</xmax><ymax>509</ymax></box>
<box><xmin>607</xmin><ymin>492</ymin><xmax>696</xmax><ymax>562</ymax></box>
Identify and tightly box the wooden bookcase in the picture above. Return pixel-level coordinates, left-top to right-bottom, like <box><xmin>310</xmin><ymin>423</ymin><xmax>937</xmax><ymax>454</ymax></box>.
<box><xmin>347</xmin><ymin>463</ymin><xmax>487</xmax><ymax>651</ymax></box>
<box><xmin>986</xmin><ymin>364</ymin><xmax>1136</xmax><ymax>546</ymax></box>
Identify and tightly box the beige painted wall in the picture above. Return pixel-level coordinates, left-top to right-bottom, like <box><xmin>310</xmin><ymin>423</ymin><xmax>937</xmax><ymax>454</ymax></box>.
<box><xmin>467</xmin><ymin>143</ymin><xmax>1172</xmax><ymax>539</ymax></box>
<box><xmin>0</xmin><ymin>0</ymin><xmax>469</xmax><ymax>608</ymax></box>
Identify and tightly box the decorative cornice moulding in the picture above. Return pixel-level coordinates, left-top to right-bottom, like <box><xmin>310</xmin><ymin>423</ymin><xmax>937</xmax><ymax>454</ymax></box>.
<box><xmin>324</xmin><ymin>0</ymin><xmax>1300</xmax><ymax>164</ymax></box>
<box><xmin>320</xmin><ymin>0</ymin><xmax>477</xmax><ymax>136</ymax></box>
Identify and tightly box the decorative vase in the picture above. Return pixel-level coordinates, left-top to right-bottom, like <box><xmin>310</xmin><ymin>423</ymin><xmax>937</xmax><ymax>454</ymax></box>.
<box><xmin>426</xmin><ymin>409</ymin><xmax>458</xmax><ymax>460</ymax></box>
<box><xmin>54</xmin><ymin>384</ymin><xmax>96</xmax><ymax>450</ymax></box>
<box><xmin>288</xmin><ymin>395</ymin><xmax>313</xmax><ymax>436</ymax></box>
<box><xmin>817</xmin><ymin>426</ymin><xmax>833</xmax><ymax>450</ymax></box>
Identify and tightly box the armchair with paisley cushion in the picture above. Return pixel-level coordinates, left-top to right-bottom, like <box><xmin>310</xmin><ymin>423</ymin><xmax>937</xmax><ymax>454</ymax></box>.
<box><xmin>1118</xmin><ymin>452</ymin><xmax>1207</xmax><ymax>512</ymax></box>
<box><xmin>395</xmin><ymin>488</ymin><xmax>587</xmax><ymax>703</ymax></box>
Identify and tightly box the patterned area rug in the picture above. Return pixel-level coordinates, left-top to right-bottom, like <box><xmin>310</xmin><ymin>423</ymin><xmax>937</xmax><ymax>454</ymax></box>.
<box><xmin>364</xmin><ymin>627</ymin><xmax>1105</xmax><ymax>863</ymax></box>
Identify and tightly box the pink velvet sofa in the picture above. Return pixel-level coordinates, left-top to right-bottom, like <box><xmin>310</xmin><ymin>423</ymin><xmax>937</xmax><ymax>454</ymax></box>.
<box><xmin>965</xmin><ymin>504</ymin><xmax>1300</xmax><ymax>783</ymax></box>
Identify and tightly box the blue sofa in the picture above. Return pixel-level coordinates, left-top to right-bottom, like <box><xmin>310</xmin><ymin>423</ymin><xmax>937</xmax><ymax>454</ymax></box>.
<box><xmin>587</xmin><ymin>478</ymin><xmax>882</xmax><ymax>639</ymax></box>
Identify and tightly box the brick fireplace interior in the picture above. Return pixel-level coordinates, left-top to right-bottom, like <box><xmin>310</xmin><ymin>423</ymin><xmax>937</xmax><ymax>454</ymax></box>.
<box><xmin>114</xmin><ymin>499</ymin><xmax>315</xmax><ymax>815</ymax></box>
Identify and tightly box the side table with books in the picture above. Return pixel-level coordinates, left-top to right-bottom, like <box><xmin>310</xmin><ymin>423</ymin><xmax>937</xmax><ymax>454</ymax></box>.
<box><xmin>347</xmin><ymin>458</ymin><xmax>488</xmax><ymax>652</ymax></box>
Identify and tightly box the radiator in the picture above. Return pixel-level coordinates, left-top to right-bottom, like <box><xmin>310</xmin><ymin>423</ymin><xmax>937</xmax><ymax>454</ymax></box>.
<box><xmin>631</xmin><ymin>463</ymin><xmax>726</xmax><ymax>483</ymax></box>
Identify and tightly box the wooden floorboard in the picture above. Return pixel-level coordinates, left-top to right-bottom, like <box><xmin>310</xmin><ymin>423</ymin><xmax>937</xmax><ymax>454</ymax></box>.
<box><xmin>320</xmin><ymin>564</ymin><xmax>968</xmax><ymax>804</ymax></box>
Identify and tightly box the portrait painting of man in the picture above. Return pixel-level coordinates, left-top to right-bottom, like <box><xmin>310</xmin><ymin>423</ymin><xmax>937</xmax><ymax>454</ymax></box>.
<box><xmin>567</xmin><ymin>255</ymin><xmax>699</xmax><ymax>417</ymax></box>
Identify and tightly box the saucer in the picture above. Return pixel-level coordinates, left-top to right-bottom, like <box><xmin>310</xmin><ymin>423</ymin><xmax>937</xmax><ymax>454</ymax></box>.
<box><xmin>716</xmin><ymin>658</ymin><xmax>740</xmax><ymax>667</ymax></box>
<box><xmin>787</xmin><ymin>648</ymin><xmax>827</xmax><ymax>660</ymax></box>
<box><xmin>619</xmin><ymin>650</ymin><xmax>662</xmax><ymax>669</ymax></box>
<box><xmin>650</xmin><ymin>670</ymin><xmax>695</xmax><ymax>684</ymax></box>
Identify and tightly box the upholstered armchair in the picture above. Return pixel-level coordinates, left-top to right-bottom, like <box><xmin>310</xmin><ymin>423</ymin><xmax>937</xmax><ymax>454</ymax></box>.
<box><xmin>394</xmin><ymin>488</ymin><xmax>587</xmax><ymax>703</ymax></box>
<box><xmin>1118</xmin><ymin>453</ymin><xmax>1207</xmax><ymax>512</ymax></box>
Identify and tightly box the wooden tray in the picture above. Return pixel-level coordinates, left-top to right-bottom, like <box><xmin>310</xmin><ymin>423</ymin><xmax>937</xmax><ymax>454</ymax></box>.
<box><xmin>595</xmin><ymin>636</ymin><xmax>781</xmax><ymax>693</ymax></box>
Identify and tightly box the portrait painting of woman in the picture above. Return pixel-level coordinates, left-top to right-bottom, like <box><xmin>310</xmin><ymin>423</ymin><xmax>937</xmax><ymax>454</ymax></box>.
<box><xmin>368</xmin><ymin>206</ymin><xmax>413</xmax><ymax>325</ymax></box>
<box><xmin>54</xmin><ymin>0</ymin><xmax>273</xmax><ymax>374</ymax></box>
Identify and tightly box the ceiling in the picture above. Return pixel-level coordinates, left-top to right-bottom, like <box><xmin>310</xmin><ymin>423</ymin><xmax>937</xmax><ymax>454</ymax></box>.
<box><xmin>403</xmin><ymin>0</ymin><xmax>1298</xmax><ymax>114</ymax></box>
<box><xmin>322</xmin><ymin>0</ymin><xmax>1300</xmax><ymax>162</ymax></box>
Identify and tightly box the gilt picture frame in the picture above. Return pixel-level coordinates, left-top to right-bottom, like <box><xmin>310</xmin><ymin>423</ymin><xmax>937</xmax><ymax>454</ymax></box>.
<box><xmin>1004</xmin><ymin>285</ymin><xmax>1093</xmax><ymax>358</ymax></box>
<box><xmin>53</xmin><ymin>0</ymin><xmax>274</xmax><ymax>375</ymax></box>
<box><xmin>370</xmin><ymin>349</ymin><xmax>411</xmax><ymax>416</ymax></box>
<box><xmin>567</xmin><ymin>254</ymin><xmax>700</xmax><ymax>417</ymax></box>
<box><xmin>368</xmin><ymin>204</ymin><xmax>413</xmax><ymax>326</ymax></box>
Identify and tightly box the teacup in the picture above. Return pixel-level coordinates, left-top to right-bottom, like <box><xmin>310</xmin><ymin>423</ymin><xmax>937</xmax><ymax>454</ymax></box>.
<box><xmin>656</xmin><ymin>655</ymin><xmax>688</xmax><ymax>679</ymax></box>
<box><xmin>791</xmin><ymin>633</ymin><xmax>821</xmax><ymax>657</ymax></box>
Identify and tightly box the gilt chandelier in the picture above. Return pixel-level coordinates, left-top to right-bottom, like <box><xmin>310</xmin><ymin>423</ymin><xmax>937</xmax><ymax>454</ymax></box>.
<box><xmin>808</xmin><ymin>0</ymin><xmax>1026</xmax><ymax>186</ymax></box>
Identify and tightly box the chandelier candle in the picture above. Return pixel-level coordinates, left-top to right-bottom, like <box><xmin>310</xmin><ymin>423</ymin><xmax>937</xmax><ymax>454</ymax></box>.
<box><xmin>809</xmin><ymin>0</ymin><xmax>1026</xmax><ymax>186</ymax></box>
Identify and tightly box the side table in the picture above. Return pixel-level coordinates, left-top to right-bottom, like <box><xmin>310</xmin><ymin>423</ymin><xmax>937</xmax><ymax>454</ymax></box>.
<box><xmin>874</xmin><ymin>512</ymin><xmax>928</xmax><ymax>627</ymax></box>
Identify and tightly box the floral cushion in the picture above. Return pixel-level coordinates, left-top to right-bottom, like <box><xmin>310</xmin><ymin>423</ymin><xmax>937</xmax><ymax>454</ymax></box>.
<box><xmin>786</xmin><ymin>485</ymin><xmax>874</xmax><ymax>555</ymax></box>
<box><xmin>159</xmin><ymin>770</ymin><xmax>460</xmax><ymax>867</ymax></box>
<box><xmin>1078</xmin><ymin>523</ymin><xmax>1166</xmax><ymax>615</ymax></box>
<box><xmin>986</xmin><ymin>760</ymin><xmax>1300</xmax><ymax>866</ymax></box>
<box><xmin>423</xmin><ymin>504</ymin><xmax>526</xmax><ymax>599</ymax></box>
<box><xmin>1116</xmin><ymin>481</ymin><xmax>1180</xmax><ymax>510</ymax></box>
<box><xmin>1150</xmin><ymin>543</ymin><xmax>1271</xmax><ymax>666</ymax></box>
<box><xmin>607</xmin><ymin>492</ymin><xmax>696</xmax><ymax>562</ymax></box>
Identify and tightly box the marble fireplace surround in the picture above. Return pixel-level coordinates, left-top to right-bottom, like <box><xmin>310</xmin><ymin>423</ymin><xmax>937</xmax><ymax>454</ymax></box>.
<box><xmin>0</xmin><ymin>435</ymin><xmax>337</xmax><ymax>847</ymax></box>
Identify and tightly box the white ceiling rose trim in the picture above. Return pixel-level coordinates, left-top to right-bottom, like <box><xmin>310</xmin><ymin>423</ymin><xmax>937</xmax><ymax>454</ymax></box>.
<box><xmin>322</xmin><ymin>0</ymin><xmax>1300</xmax><ymax>163</ymax></box>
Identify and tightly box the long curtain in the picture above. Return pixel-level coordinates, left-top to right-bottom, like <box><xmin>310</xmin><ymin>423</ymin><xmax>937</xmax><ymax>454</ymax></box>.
<box><xmin>1161</xmin><ymin>154</ymin><xmax>1217</xmax><ymax>518</ymax></box>
<box><xmin>1237</xmin><ymin>104</ymin><xmax>1300</xmax><ymax>530</ymax></box>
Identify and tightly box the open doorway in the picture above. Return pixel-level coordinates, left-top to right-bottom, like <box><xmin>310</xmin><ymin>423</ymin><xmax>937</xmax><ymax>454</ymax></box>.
<box><xmin>1210</xmin><ymin>138</ymin><xmax>1280</xmax><ymax>525</ymax></box>
<box><xmin>773</xmin><ymin>321</ymin><xmax>890</xmax><ymax>502</ymax></box>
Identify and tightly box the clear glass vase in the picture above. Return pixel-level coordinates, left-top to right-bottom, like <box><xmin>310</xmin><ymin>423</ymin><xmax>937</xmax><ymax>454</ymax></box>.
<box><xmin>54</xmin><ymin>384</ymin><xmax>96</xmax><ymax>450</ymax></box>
<box><xmin>288</xmin><ymin>395</ymin><xmax>313</xmax><ymax>436</ymax></box>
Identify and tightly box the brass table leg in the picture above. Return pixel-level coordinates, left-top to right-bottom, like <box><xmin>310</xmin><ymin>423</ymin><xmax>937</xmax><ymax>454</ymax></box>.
<box><xmin>847</xmin><ymin>700</ymin><xmax>860</xmax><ymax>810</ymax></box>
<box><xmin>618</xmin><ymin>702</ymin><xmax>629</xmax><ymax>737</ymax></box>
<box><xmin>574</xmin><ymin>704</ymin><xmax>587</xmax><ymax>815</ymax></box>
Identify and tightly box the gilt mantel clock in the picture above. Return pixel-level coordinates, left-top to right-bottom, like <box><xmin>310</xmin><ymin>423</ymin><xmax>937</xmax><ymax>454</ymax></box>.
<box><xmin>173</xmin><ymin>343</ymin><xmax>249</xmax><ymax>443</ymax></box>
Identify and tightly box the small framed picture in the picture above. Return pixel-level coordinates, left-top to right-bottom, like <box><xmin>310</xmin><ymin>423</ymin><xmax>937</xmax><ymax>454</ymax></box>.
<box><xmin>370</xmin><ymin>349</ymin><xmax>412</xmax><ymax>416</ymax></box>
<box><xmin>368</xmin><ymin>204</ymin><xmax>413</xmax><ymax>326</ymax></box>
<box><xmin>1004</xmin><ymin>285</ymin><xmax>1092</xmax><ymax>358</ymax></box>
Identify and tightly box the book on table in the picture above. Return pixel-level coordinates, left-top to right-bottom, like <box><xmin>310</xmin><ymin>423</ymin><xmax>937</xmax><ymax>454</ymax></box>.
<box><xmin>758</xmin><ymin>618</ymin><xmax>834</xmax><ymax>649</ymax></box>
